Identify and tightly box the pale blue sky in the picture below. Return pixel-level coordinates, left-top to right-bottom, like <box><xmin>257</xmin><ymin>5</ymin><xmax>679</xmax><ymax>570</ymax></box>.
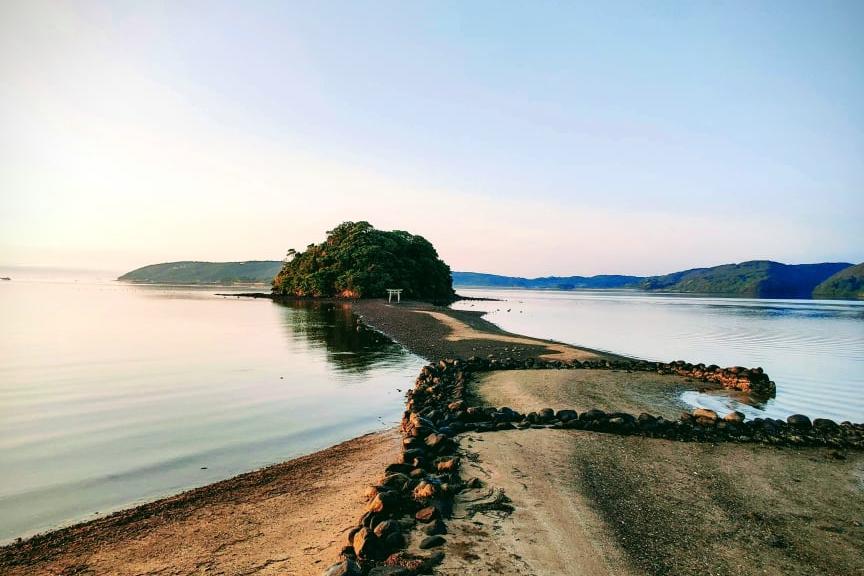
<box><xmin>1</xmin><ymin>1</ymin><xmax>861</xmax><ymax>275</ymax></box>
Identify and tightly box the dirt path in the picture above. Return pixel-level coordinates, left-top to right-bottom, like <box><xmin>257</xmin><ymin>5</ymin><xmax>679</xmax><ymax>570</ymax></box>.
<box><xmin>0</xmin><ymin>431</ymin><xmax>399</xmax><ymax>576</ymax></box>
<box><xmin>440</xmin><ymin>430</ymin><xmax>636</xmax><ymax>576</ymax></box>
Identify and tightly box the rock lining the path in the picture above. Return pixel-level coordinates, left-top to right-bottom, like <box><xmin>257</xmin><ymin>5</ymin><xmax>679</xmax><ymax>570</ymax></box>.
<box><xmin>321</xmin><ymin>357</ymin><xmax>861</xmax><ymax>575</ymax></box>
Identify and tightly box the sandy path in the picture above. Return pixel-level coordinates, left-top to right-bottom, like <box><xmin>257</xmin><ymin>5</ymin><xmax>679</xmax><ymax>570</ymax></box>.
<box><xmin>439</xmin><ymin>430</ymin><xmax>637</xmax><ymax>576</ymax></box>
<box><xmin>413</xmin><ymin>310</ymin><xmax>600</xmax><ymax>362</ymax></box>
<box><xmin>0</xmin><ymin>431</ymin><xmax>399</xmax><ymax>576</ymax></box>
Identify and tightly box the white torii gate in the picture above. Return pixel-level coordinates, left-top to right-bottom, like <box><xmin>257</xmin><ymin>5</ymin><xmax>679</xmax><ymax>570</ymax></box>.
<box><xmin>387</xmin><ymin>289</ymin><xmax>403</xmax><ymax>303</ymax></box>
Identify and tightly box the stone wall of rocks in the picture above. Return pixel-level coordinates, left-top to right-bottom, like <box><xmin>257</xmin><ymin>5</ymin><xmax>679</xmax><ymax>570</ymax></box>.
<box><xmin>321</xmin><ymin>359</ymin><xmax>469</xmax><ymax>576</ymax></box>
<box><xmin>321</xmin><ymin>357</ymin><xmax>860</xmax><ymax>575</ymax></box>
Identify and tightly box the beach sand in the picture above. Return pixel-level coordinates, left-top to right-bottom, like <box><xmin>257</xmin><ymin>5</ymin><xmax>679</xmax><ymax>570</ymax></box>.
<box><xmin>0</xmin><ymin>430</ymin><xmax>398</xmax><ymax>576</ymax></box>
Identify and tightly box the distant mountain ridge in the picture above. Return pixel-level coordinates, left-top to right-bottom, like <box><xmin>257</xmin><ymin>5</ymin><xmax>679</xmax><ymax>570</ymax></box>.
<box><xmin>118</xmin><ymin>261</ymin><xmax>282</xmax><ymax>284</ymax></box>
<box><xmin>637</xmin><ymin>261</ymin><xmax>852</xmax><ymax>299</ymax></box>
<box><xmin>452</xmin><ymin>272</ymin><xmax>641</xmax><ymax>290</ymax></box>
<box><xmin>812</xmin><ymin>263</ymin><xmax>864</xmax><ymax>300</ymax></box>
<box><xmin>119</xmin><ymin>259</ymin><xmax>861</xmax><ymax>298</ymax></box>
<box><xmin>454</xmin><ymin>260</ymin><xmax>859</xmax><ymax>299</ymax></box>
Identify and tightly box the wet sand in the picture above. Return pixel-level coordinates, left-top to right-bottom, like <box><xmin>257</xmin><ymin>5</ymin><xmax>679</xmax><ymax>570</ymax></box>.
<box><xmin>0</xmin><ymin>431</ymin><xmax>399</xmax><ymax>576</ymax></box>
<box><xmin>352</xmin><ymin>299</ymin><xmax>620</xmax><ymax>362</ymax></box>
<box><xmin>473</xmin><ymin>368</ymin><xmax>702</xmax><ymax>420</ymax></box>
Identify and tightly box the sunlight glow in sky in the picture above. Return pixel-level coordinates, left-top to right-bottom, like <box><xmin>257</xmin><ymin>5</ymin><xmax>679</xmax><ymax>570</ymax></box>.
<box><xmin>1</xmin><ymin>1</ymin><xmax>862</xmax><ymax>276</ymax></box>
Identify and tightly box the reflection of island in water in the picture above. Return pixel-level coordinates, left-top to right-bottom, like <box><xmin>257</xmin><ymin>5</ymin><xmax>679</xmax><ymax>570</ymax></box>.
<box><xmin>276</xmin><ymin>300</ymin><xmax>410</xmax><ymax>372</ymax></box>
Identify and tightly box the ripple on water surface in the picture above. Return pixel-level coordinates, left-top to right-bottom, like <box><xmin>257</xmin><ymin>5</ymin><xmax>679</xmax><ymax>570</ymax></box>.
<box><xmin>0</xmin><ymin>277</ymin><xmax>424</xmax><ymax>543</ymax></box>
<box><xmin>452</xmin><ymin>289</ymin><xmax>864</xmax><ymax>422</ymax></box>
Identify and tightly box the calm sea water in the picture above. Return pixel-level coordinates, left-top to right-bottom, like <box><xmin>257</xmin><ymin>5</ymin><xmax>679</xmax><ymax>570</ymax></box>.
<box><xmin>453</xmin><ymin>289</ymin><xmax>864</xmax><ymax>423</ymax></box>
<box><xmin>0</xmin><ymin>270</ymin><xmax>424</xmax><ymax>543</ymax></box>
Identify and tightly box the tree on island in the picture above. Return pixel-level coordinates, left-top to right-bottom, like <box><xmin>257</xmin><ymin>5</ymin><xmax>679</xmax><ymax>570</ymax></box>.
<box><xmin>272</xmin><ymin>221</ymin><xmax>456</xmax><ymax>302</ymax></box>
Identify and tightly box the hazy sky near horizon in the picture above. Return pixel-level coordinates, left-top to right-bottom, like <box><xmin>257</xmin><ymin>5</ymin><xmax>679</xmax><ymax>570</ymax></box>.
<box><xmin>2</xmin><ymin>1</ymin><xmax>862</xmax><ymax>276</ymax></box>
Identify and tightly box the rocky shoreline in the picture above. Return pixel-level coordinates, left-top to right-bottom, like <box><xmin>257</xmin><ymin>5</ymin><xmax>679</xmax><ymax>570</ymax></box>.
<box><xmin>320</xmin><ymin>349</ymin><xmax>862</xmax><ymax>575</ymax></box>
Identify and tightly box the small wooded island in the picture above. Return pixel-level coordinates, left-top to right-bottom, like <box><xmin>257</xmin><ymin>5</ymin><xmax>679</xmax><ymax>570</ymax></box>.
<box><xmin>272</xmin><ymin>221</ymin><xmax>456</xmax><ymax>303</ymax></box>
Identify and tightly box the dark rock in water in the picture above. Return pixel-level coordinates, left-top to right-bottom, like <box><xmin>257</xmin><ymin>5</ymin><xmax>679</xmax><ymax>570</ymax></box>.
<box><xmin>787</xmin><ymin>414</ymin><xmax>812</xmax><ymax>428</ymax></box>
<box><xmin>419</xmin><ymin>535</ymin><xmax>446</xmax><ymax>549</ymax></box>
<box><xmin>813</xmin><ymin>418</ymin><xmax>838</xmax><ymax>430</ymax></box>
<box><xmin>322</xmin><ymin>559</ymin><xmax>362</xmax><ymax>576</ymax></box>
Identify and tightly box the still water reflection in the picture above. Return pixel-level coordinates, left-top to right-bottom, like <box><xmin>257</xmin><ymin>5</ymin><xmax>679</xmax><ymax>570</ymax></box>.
<box><xmin>0</xmin><ymin>275</ymin><xmax>423</xmax><ymax>542</ymax></box>
<box><xmin>453</xmin><ymin>289</ymin><xmax>864</xmax><ymax>423</ymax></box>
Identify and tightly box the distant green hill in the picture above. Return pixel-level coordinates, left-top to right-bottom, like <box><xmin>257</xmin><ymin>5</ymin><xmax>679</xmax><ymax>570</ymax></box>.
<box><xmin>452</xmin><ymin>272</ymin><xmax>642</xmax><ymax>290</ymax></box>
<box><xmin>638</xmin><ymin>260</ymin><xmax>852</xmax><ymax>298</ymax></box>
<box><xmin>812</xmin><ymin>263</ymin><xmax>864</xmax><ymax>299</ymax></box>
<box><xmin>454</xmin><ymin>260</ymin><xmax>855</xmax><ymax>299</ymax></box>
<box><xmin>118</xmin><ymin>261</ymin><xmax>282</xmax><ymax>284</ymax></box>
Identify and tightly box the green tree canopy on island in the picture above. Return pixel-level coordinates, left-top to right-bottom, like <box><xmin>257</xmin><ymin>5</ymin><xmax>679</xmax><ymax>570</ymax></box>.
<box><xmin>272</xmin><ymin>221</ymin><xmax>455</xmax><ymax>302</ymax></box>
